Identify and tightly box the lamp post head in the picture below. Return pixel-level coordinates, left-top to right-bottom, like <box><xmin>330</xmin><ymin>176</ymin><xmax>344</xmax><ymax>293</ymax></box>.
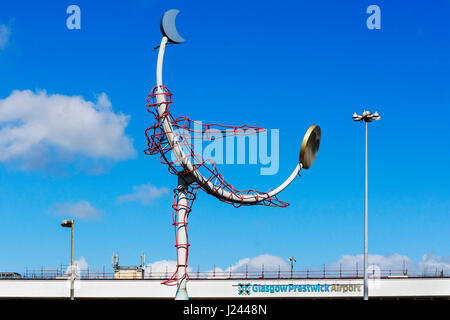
<box><xmin>61</xmin><ymin>219</ymin><xmax>74</xmax><ymax>228</ymax></box>
<box><xmin>353</xmin><ymin>110</ymin><xmax>381</xmax><ymax>122</ymax></box>
<box><xmin>372</xmin><ymin>111</ymin><xmax>381</xmax><ymax>120</ymax></box>
<box><xmin>352</xmin><ymin>112</ymin><xmax>362</xmax><ymax>122</ymax></box>
<box><xmin>288</xmin><ymin>257</ymin><xmax>296</xmax><ymax>263</ymax></box>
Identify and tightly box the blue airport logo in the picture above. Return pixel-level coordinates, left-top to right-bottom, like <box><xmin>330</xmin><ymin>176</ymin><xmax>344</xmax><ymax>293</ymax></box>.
<box><xmin>237</xmin><ymin>283</ymin><xmax>252</xmax><ymax>296</ymax></box>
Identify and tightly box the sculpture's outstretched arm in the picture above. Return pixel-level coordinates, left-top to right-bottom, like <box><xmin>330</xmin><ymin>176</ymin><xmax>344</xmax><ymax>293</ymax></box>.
<box><xmin>155</xmin><ymin>36</ymin><xmax>319</xmax><ymax>206</ymax></box>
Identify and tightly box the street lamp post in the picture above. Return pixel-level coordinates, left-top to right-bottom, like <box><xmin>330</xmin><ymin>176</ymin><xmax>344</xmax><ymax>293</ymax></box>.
<box><xmin>61</xmin><ymin>219</ymin><xmax>75</xmax><ymax>300</ymax></box>
<box><xmin>288</xmin><ymin>257</ymin><xmax>296</xmax><ymax>279</ymax></box>
<box><xmin>352</xmin><ymin>110</ymin><xmax>381</xmax><ymax>301</ymax></box>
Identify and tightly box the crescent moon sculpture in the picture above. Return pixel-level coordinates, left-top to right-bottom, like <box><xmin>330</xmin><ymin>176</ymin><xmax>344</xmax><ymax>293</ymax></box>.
<box><xmin>160</xmin><ymin>9</ymin><xmax>185</xmax><ymax>44</ymax></box>
<box><xmin>145</xmin><ymin>9</ymin><xmax>321</xmax><ymax>300</ymax></box>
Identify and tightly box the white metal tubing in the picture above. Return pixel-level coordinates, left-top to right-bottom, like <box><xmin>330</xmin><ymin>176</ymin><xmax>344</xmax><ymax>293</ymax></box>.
<box><xmin>174</xmin><ymin>175</ymin><xmax>190</xmax><ymax>300</ymax></box>
<box><xmin>155</xmin><ymin>37</ymin><xmax>300</xmax><ymax>205</ymax></box>
<box><xmin>353</xmin><ymin>110</ymin><xmax>380</xmax><ymax>300</ymax></box>
<box><xmin>364</xmin><ymin>121</ymin><xmax>368</xmax><ymax>300</ymax></box>
<box><xmin>70</xmin><ymin>223</ymin><xmax>74</xmax><ymax>300</ymax></box>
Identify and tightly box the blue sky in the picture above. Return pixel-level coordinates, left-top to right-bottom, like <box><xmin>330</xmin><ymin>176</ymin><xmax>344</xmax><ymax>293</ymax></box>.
<box><xmin>0</xmin><ymin>0</ymin><xmax>449</xmax><ymax>274</ymax></box>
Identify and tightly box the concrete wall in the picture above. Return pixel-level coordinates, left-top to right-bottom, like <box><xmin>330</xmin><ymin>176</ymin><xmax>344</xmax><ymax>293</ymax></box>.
<box><xmin>0</xmin><ymin>278</ymin><xmax>449</xmax><ymax>299</ymax></box>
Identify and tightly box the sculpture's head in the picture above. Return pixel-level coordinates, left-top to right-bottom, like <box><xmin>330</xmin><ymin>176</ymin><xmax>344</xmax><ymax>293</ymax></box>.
<box><xmin>160</xmin><ymin>9</ymin><xmax>185</xmax><ymax>44</ymax></box>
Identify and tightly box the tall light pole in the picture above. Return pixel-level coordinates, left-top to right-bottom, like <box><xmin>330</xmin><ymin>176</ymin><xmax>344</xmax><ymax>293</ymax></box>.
<box><xmin>61</xmin><ymin>219</ymin><xmax>75</xmax><ymax>300</ymax></box>
<box><xmin>288</xmin><ymin>257</ymin><xmax>296</xmax><ymax>279</ymax></box>
<box><xmin>352</xmin><ymin>110</ymin><xmax>381</xmax><ymax>300</ymax></box>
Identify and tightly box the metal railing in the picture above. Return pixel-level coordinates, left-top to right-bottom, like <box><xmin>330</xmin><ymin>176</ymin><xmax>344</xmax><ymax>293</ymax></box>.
<box><xmin>1</xmin><ymin>264</ymin><xmax>446</xmax><ymax>280</ymax></box>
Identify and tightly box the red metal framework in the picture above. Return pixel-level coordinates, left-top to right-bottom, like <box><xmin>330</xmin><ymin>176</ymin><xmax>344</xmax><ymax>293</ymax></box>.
<box><xmin>144</xmin><ymin>85</ymin><xmax>289</xmax><ymax>286</ymax></box>
<box><xmin>161</xmin><ymin>185</ymin><xmax>197</xmax><ymax>286</ymax></box>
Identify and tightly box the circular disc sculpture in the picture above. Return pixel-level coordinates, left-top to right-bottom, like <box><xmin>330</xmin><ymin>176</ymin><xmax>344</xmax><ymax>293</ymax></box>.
<box><xmin>145</xmin><ymin>9</ymin><xmax>321</xmax><ymax>300</ymax></box>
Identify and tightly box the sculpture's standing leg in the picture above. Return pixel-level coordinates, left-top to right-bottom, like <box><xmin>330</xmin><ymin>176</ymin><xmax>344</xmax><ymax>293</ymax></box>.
<box><xmin>173</xmin><ymin>175</ymin><xmax>194</xmax><ymax>300</ymax></box>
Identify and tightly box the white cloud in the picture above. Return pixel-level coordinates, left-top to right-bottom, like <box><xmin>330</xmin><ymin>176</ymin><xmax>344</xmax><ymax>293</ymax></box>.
<box><xmin>0</xmin><ymin>24</ymin><xmax>10</xmax><ymax>50</ymax></box>
<box><xmin>143</xmin><ymin>255</ymin><xmax>288</xmax><ymax>279</ymax></box>
<box><xmin>143</xmin><ymin>253</ymin><xmax>450</xmax><ymax>279</ymax></box>
<box><xmin>228</xmin><ymin>254</ymin><xmax>289</xmax><ymax>272</ymax></box>
<box><xmin>74</xmin><ymin>256</ymin><xmax>89</xmax><ymax>269</ymax></box>
<box><xmin>329</xmin><ymin>253</ymin><xmax>414</xmax><ymax>271</ymax></box>
<box><xmin>117</xmin><ymin>183</ymin><xmax>170</xmax><ymax>205</ymax></box>
<box><xmin>209</xmin><ymin>254</ymin><xmax>290</xmax><ymax>278</ymax></box>
<box><xmin>329</xmin><ymin>253</ymin><xmax>450</xmax><ymax>277</ymax></box>
<box><xmin>419</xmin><ymin>253</ymin><xmax>450</xmax><ymax>275</ymax></box>
<box><xmin>50</xmin><ymin>200</ymin><xmax>102</xmax><ymax>220</ymax></box>
<box><xmin>144</xmin><ymin>260</ymin><xmax>192</xmax><ymax>278</ymax></box>
<box><xmin>0</xmin><ymin>90</ymin><xmax>136</xmax><ymax>171</ymax></box>
<box><xmin>64</xmin><ymin>256</ymin><xmax>89</xmax><ymax>277</ymax></box>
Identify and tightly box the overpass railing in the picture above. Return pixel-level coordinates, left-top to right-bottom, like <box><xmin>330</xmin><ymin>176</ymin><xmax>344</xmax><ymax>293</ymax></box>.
<box><xmin>1</xmin><ymin>264</ymin><xmax>446</xmax><ymax>280</ymax></box>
